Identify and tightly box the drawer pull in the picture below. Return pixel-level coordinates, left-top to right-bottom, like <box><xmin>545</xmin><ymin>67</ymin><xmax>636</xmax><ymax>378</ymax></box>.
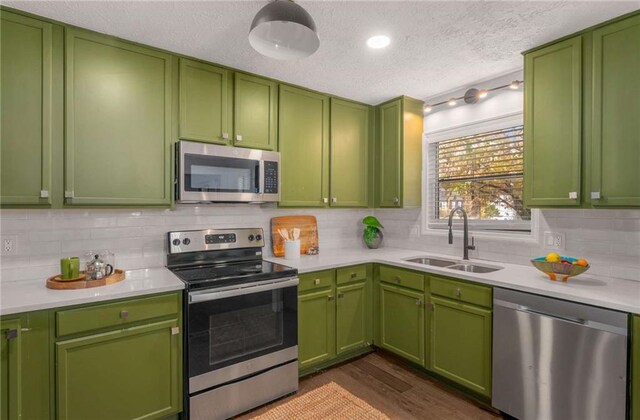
<box><xmin>350</xmin><ymin>272</ymin><xmax>357</xmax><ymax>278</ymax></box>
<box><xmin>454</xmin><ymin>288</ymin><xmax>462</xmax><ymax>297</ymax></box>
<box><xmin>337</xmin><ymin>292</ymin><xmax>344</xmax><ymax>299</ymax></box>
<box><xmin>415</xmin><ymin>298</ymin><xmax>422</xmax><ymax>306</ymax></box>
<box><xmin>327</xmin><ymin>295</ymin><xmax>335</xmax><ymax>301</ymax></box>
<box><xmin>120</xmin><ymin>310</ymin><xmax>129</xmax><ymax>320</ymax></box>
<box><xmin>314</xmin><ymin>278</ymin><xmax>320</xmax><ymax>285</ymax></box>
<box><xmin>395</xmin><ymin>276</ymin><xmax>401</xmax><ymax>284</ymax></box>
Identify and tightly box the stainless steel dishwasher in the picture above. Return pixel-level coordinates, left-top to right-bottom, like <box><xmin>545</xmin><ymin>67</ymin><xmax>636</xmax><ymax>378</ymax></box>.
<box><xmin>492</xmin><ymin>288</ymin><xmax>628</xmax><ymax>420</ymax></box>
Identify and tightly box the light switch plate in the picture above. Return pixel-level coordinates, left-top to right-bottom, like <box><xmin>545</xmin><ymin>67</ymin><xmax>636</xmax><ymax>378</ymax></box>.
<box><xmin>543</xmin><ymin>231</ymin><xmax>565</xmax><ymax>250</ymax></box>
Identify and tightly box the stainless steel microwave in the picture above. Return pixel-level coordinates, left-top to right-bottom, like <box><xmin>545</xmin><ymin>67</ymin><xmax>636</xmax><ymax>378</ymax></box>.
<box><xmin>176</xmin><ymin>141</ymin><xmax>280</xmax><ymax>203</ymax></box>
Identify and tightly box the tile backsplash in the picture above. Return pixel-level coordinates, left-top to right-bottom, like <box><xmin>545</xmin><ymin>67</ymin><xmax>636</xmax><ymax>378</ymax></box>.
<box><xmin>1</xmin><ymin>206</ymin><xmax>639</xmax><ymax>283</ymax></box>
<box><xmin>0</xmin><ymin>205</ymin><xmax>370</xmax><ymax>283</ymax></box>
<box><xmin>377</xmin><ymin>208</ymin><xmax>640</xmax><ymax>282</ymax></box>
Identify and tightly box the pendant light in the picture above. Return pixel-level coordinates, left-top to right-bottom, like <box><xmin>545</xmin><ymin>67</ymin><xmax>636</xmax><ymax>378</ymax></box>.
<box><xmin>249</xmin><ymin>0</ymin><xmax>320</xmax><ymax>60</ymax></box>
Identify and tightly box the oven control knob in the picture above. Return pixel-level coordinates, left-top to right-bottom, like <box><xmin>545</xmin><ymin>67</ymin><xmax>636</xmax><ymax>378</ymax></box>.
<box><xmin>248</xmin><ymin>235</ymin><xmax>255</xmax><ymax>241</ymax></box>
<box><xmin>255</xmin><ymin>234</ymin><xmax>262</xmax><ymax>241</ymax></box>
<box><xmin>182</xmin><ymin>238</ymin><xmax>191</xmax><ymax>245</ymax></box>
<box><xmin>172</xmin><ymin>239</ymin><xmax>180</xmax><ymax>246</ymax></box>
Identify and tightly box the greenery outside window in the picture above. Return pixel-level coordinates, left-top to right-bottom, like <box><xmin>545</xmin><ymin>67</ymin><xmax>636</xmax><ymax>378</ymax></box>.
<box><xmin>427</xmin><ymin>125</ymin><xmax>531</xmax><ymax>232</ymax></box>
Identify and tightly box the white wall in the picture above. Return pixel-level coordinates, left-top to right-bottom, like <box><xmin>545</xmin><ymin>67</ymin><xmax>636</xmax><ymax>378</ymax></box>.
<box><xmin>0</xmin><ymin>206</ymin><xmax>371</xmax><ymax>283</ymax></box>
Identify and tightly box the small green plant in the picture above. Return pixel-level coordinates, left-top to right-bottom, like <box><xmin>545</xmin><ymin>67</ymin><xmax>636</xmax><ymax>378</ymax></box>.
<box><xmin>362</xmin><ymin>216</ymin><xmax>383</xmax><ymax>244</ymax></box>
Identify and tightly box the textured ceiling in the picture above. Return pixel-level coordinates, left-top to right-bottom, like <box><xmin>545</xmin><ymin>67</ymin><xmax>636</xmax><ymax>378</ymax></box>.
<box><xmin>4</xmin><ymin>1</ymin><xmax>639</xmax><ymax>104</ymax></box>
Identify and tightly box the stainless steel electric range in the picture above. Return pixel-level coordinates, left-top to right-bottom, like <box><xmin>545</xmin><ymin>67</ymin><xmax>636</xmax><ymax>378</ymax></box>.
<box><xmin>166</xmin><ymin>228</ymin><xmax>299</xmax><ymax>420</ymax></box>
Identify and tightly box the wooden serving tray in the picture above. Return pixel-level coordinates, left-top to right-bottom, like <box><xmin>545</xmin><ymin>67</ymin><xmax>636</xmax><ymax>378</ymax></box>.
<box><xmin>271</xmin><ymin>215</ymin><xmax>319</xmax><ymax>257</ymax></box>
<box><xmin>46</xmin><ymin>269</ymin><xmax>125</xmax><ymax>290</ymax></box>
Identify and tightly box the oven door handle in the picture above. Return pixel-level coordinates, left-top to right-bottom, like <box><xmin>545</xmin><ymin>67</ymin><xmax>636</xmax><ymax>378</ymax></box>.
<box><xmin>188</xmin><ymin>277</ymin><xmax>299</xmax><ymax>304</ymax></box>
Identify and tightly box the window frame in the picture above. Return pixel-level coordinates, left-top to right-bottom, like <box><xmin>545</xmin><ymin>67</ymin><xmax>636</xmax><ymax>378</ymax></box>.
<box><xmin>422</xmin><ymin>112</ymin><xmax>538</xmax><ymax>240</ymax></box>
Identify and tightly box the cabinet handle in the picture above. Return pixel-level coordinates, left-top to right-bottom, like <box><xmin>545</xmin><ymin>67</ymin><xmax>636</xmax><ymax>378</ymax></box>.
<box><xmin>322</xmin><ymin>197</ymin><xmax>328</xmax><ymax>203</ymax></box>
<box><xmin>429</xmin><ymin>302</ymin><xmax>435</xmax><ymax>310</ymax></box>
<box><xmin>350</xmin><ymin>272</ymin><xmax>357</xmax><ymax>278</ymax></box>
<box><xmin>337</xmin><ymin>292</ymin><xmax>344</xmax><ymax>299</ymax></box>
<box><xmin>120</xmin><ymin>310</ymin><xmax>129</xmax><ymax>320</ymax></box>
<box><xmin>235</xmin><ymin>134</ymin><xmax>242</xmax><ymax>142</ymax></box>
<box><xmin>328</xmin><ymin>295</ymin><xmax>335</xmax><ymax>301</ymax></box>
<box><xmin>221</xmin><ymin>132</ymin><xmax>229</xmax><ymax>140</ymax></box>
<box><xmin>395</xmin><ymin>275</ymin><xmax>401</xmax><ymax>284</ymax></box>
<box><xmin>415</xmin><ymin>298</ymin><xmax>422</xmax><ymax>306</ymax></box>
<box><xmin>40</xmin><ymin>190</ymin><xmax>49</xmax><ymax>198</ymax></box>
<box><xmin>591</xmin><ymin>191</ymin><xmax>601</xmax><ymax>200</ymax></box>
<box><xmin>454</xmin><ymin>288</ymin><xmax>462</xmax><ymax>297</ymax></box>
<box><xmin>331</xmin><ymin>197</ymin><xmax>337</xmax><ymax>203</ymax></box>
<box><xmin>64</xmin><ymin>190</ymin><xmax>74</xmax><ymax>199</ymax></box>
<box><xmin>5</xmin><ymin>329</ymin><xmax>18</xmax><ymax>340</ymax></box>
<box><xmin>171</xmin><ymin>327</ymin><xmax>180</xmax><ymax>336</ymax></box>
<box><xmin>568</xmin><ymin>191</ymin><xmax>578</xmax><ymax>199</ymax></box>
<box><xmin>314</xmin><ymin>278</ymin><xmax>320</xmax><ymax>285</ymax></box>
<box><xmin>393</xmin><ymin>197</ymin><xmax>400</xmax><ymax>205</ymax></box>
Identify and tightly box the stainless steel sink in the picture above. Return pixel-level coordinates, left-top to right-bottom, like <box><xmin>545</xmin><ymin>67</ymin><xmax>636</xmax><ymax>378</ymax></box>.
<box><xmin>404</xmin><ymin>257</ymin><xmax>457</xmax><ymax>267</ymax></box>
<box><xmin>447</xmin><ymin>263</ymin><xmax>502</xmax><ymax>273</ymax></box>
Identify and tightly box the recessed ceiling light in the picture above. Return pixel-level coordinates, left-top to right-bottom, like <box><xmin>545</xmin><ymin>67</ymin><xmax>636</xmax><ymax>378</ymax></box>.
<box><xmin>424</xmin><ymin>105</ymin><xmax>433</xmax><ymax>113</ymax></box>
<box><xmin>478</xmin><ymin>89</ymin><xmax>488</xmax><ymax>99</ymax></box>
<box><xmin>448</xmin><ymin>98</ymin><xmax>457</xmax><ymax>106</ymax></box>
<box><xmin>367</xmin><ymin>35</ymin><xmax>390</xmax><ymax>49</ymax></box>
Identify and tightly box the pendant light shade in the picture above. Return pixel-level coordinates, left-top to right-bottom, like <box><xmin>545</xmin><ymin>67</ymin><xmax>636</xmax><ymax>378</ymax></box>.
<box><xmin>249</xmin><ymin>0</ymin><xmax>319</xmax><ymax>60</ymax></box>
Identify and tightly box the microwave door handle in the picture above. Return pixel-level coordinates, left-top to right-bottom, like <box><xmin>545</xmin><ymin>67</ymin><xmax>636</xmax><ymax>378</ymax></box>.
<box><xmin>258</xmin><ymin>159</ymin><xmax>265</xmax><ymax>195</ymax></box>
<box><xmin>189</xmin><ymin>277</ymin><xmax>299</xmax><ymax>304</ymax></box>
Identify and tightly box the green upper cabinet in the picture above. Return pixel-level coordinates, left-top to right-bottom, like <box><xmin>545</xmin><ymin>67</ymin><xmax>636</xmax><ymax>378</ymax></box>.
<box><xmin>329</xmin><ymin>99</ymin><xmax>370</xmax><ymax>207</ymax></box>
<box><xmin>0</xmin><ymin>11</ymin><xmax>55</xmax><ymax>207</ymax></box>
<box><xmin>65</xmin><ymin>28</ymin><xmax>173</xmax><ymax>206</ymax></box>
<box><xmin>179</xmin><ymin>58</ymin><xmax>230</xmax><ymax>144</ymax></box>
<box><xmin>378</xmin><ymin>283</ymin><xmax>425</xmax><ymax>365</ymax></box>
<box><xmin>524</xmin><ymin>36</ymin><xmax>583</xmax><ymax>207</ymax></box>
<box><xmin>591</xmin><ymin>14</ymin><xmax>640</xmax><ymax>207</ymax></box>
<box><xmin>233</xmin><ymin>73</ymin><xmax>277</xmax><ymax>150</ymax></box>
<box><xmin>376</xmin><ymin>97</ymin><xmax>423</xmax><ymax>208</ymax></box>
<box><xmin>278</xmin><ymin>85</ymin><xmax>329</xmax><ymax>207</ymax></box>
<box><xmin>430</xmin><ymin>295</ymin><xmax>492</xmax><ymax>398</ymax></box>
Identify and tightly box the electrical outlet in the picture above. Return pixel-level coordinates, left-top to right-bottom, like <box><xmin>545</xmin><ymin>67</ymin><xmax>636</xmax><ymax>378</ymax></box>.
<box><xmin>1</xmin><ymin>235</ymin><xmax>17</xmax><ymax>255</ymax></box>
<box><xmin>543</xmin><ymin>231</ymin><xmax>565</xmax><ymax>251</ymax></box>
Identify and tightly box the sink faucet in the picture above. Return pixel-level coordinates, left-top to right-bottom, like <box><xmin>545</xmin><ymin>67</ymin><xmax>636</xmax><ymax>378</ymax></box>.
<box><xmin>448</xmin><ymin>207</ymin><xmax>475</xmax><ymax>260</ymax></box>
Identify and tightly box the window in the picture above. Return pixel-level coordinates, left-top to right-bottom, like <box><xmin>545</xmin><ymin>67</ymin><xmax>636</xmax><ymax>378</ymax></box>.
<box><xmin>427</xmin><ymin>125</ymin><xmax>531</xmax><ymax>232</ymax></box>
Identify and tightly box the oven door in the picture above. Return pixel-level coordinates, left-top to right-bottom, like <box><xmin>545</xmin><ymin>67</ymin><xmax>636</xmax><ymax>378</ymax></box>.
<box><xmin>187</xmin><ymin>277</ymin><xmax>298</xmax><ymax>393</ymax></box>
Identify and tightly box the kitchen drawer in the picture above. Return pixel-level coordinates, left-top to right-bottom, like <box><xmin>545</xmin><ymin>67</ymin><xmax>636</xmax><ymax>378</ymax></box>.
<box><xmin>430</xmin><ymin>276</ymin><xmax>492</xmax><ymax>308</ymax></box>
<box><xmin>299</xmin><ymin>270</ymin><xmax>335</xmax><ymax>293</ymax></box>
<box><xmin>56</xmin><ymin>293</ymin><xmax>180</xmax><ymax>337</ymax></box>
<box><xmin>379</xmin><ymin>266</ymin><xmax>425</xmax><ymax>292</ymax></box>
<box><xmin>336</xmin><ymin>264</ymin><xmax>367</xmax><ymax>285</ymax></box>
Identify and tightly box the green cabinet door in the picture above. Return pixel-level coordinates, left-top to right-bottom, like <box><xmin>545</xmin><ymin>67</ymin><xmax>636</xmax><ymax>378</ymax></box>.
<box><xmin>378</xmin><ymin>99</ymin><xmax>402</xmax><ymax>207</ymax></box>
<box><xmin>524</xmin><ymin>37</ymin><xmax>583</xmax><ymax>206</ymax></box>
<box><xmin>632</xmin><ymin>315</ymin><xmax>640</xmax><ymax>420</ymax></box>
<box><xmin>56</xmin><ymin>319</ymin><xmax>181</xmax><ymax>420</ymax></box>
<box><xmin>1</xmin><ymin>319</ymin><xmax>21</xmax><ymax>420</ymax></box>
<box><xmin>378</xmin><ymin>283</ymin><xmax>424</xmax><ymax>365</ymax></box>
<box><xmin>233</xmin><ymin>73</ymin><xmax>277</xmax><ymax>150</ymax></box>
<box><xmin>329</xmin><ymin>99</ymin><xmax>370</xmax><ymax>207</ymax></box>
<box><xmin>430</xmin><ymin>295</ymin><xmax>492</xmax><ymax>397</ymax></box>
<box><xmin>65</xmin><ymin>28</ymin><xmax>172</xmax><ymax>206</ymax></box>
<box><xmin>336</xmin><ymin>281</ymin><xmax>369</xmax><ymax>354</ymax></box>
<box><xmin>278</xmin><ymin>85</ymin><xmax>329</xmax><ymax>207</ymax></box>
<box><xmin>298</xmin><ymin>288</ymin><xmax>335</xmax><ymax>369</ymax></box>
<box><xmin>0</xmin><ymin>11</ymin><xmax>53</xmax><ymax>206</ymax></box>
<box><xmin>591</xmin><ymin>14</ymin><xmax>640</xmax><ymax>207</ymax></box>
<box><xmin>179</xmin><ymin>58</ymin><xmax>230</xmax><ymax>144</ymax></box>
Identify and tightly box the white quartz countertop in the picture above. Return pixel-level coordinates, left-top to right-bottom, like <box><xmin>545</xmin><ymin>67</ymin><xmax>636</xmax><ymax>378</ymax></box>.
<box><xmin>0</xmin><ymin>267</ymin><xmax>185</xmax><ymax>316</ymax></box>
<box><xmin>266</xmin><ymin>247</ymin><xmax>640</xmax><ymax>315</ymax></box>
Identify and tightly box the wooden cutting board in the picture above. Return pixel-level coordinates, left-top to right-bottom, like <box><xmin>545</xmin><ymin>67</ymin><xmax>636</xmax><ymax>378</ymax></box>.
<box><xmin>271</xmin><ymin>215</ymin><xmax>319</xmax><ymax>257</ymax></box>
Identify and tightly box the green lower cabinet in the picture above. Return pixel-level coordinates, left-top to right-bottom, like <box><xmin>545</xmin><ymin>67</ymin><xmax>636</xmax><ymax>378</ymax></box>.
<box><xmin>336</xmin><ymin>281</ymin><xmax>369</xmax><ymax>354</ymax></box>
<box><xmin>430</xmin><ymin>295</ymin><xmax>492</xmax><ymax>397</ymax></box>
<box><xmin>298</xmin><ymin>288</ymin><xmax>336</xmax><ymax>370</ymax></box>
<box><xmin>632</xmin><ymin>315</ymin><xmax>640</xmax><ymax>420</ymax></box>
<box><xmin>1</xmin><ymin>311</ymin><xmax>51</xmax><ymax>420</ymax></box>
<box><xmin>56</xmin><ymin>319</ymin><xmax>181</xmax><ymax>420</ymax></box>
<box><xmin>378</xmin><ymin>283</ymin><xmax>425</xmax><ymax>365</ymax></box>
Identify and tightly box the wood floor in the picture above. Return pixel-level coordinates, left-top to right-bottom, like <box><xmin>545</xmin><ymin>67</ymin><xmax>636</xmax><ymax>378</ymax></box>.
<box><xmin>238</xmin><ymin>351</ymin><xmax>502</xmax><ymax>419</ymax></box>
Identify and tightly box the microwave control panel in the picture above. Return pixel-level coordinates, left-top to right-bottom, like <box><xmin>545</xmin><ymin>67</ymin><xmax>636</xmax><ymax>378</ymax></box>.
<box><xmin>264</xmin><ymin>161</ymin><xmax>278</xmax><ymax>194</ymax></box>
